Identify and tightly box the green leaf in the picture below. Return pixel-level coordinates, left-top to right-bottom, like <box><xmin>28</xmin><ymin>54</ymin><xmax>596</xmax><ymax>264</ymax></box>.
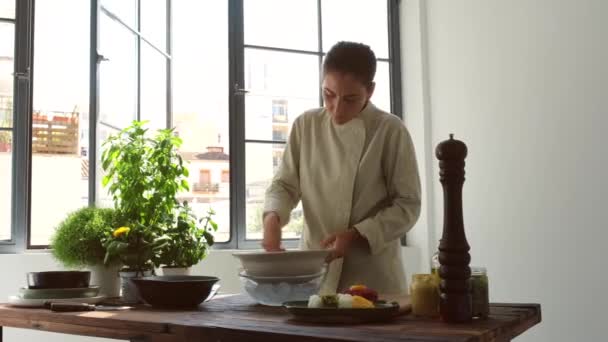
<box><xmin>203</xmin><ymin>231</ymin><xmax>215</xmax><ymax>246</ymax></box>
<box><xmin>102</xmin><ymin>175</ymin><xmax>111</xmax><ymax>187</ymax></box>
<box><xmin>180</xmin><ymin>179</ymin><xmax>189</xmax><ymax>191</ymax></box>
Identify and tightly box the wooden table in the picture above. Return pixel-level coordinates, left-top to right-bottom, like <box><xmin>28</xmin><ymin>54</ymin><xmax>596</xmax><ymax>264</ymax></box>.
<box><xmin>0</xmin><ymin>295</ymin><xmax>541</xmax><ymax>342</ymax></box>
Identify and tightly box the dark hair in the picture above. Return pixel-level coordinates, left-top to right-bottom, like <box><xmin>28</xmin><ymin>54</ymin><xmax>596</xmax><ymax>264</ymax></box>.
<box><xmin>323</xmin><ymin>41</ymin><xmax>377</xmax><ymax>87</ymax></box>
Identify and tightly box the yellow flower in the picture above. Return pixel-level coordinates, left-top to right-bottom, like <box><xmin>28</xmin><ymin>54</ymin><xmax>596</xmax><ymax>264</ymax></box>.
<box><xmin>113</xmin><ymin>226</ymin><xmax>130</xmax><ymax>237</ymax></box>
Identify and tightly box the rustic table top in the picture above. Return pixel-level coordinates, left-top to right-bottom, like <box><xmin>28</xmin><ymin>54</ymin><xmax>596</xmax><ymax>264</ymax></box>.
<box><xmin>0</xmin><ymin>294</ymin><xmax>541</xmax><ymax>342</ymax></box>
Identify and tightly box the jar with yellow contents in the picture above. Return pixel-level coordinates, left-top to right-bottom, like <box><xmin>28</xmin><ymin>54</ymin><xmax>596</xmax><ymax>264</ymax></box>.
<box><xmin>409</xmin><ymin>274</ymin><xmax>440</xmax><ymax>317</ymax></box>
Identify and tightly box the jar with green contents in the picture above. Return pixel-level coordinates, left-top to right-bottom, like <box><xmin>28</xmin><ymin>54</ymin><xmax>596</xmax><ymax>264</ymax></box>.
<box><xmin>470</xmin><ymin>267</ymin><xmax>490</xmax><ymax>319</ymax></box>
<box><xmin>430</xmin><ymin>252</ymin><xmax>440</xmax><ymax>283</ymax></box>
<box><xmin>410</xmin><ymin>274</ymin><xmax>440</xmax><ymax>317</ymax></box>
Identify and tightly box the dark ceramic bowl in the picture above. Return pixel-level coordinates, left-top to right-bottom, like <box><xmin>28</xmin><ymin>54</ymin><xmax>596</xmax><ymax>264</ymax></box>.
<box><xmin>131</xmin><ymin>276</ymin><xmax>220</xmax><ymax>309</ymax></box>
<box><xmin>27</xmin><ymin>271</ymin><xmax>91</xmax><ymax>289</ymax></box>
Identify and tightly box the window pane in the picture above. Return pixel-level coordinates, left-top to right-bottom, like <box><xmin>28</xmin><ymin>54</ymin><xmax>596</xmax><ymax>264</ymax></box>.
<box><xmin>101</xmin><ymin>0</ymin><xmax>137</xmax><ymax>28</ymax></box>
<box><xmin>140</xmin><ymin>45</ymin><xmax>167</xmax><ymax>130</ymax></box>
<box><xmin>244</xmin><ymin>49</ymin><xmax>319</xmax><ymax>141</ymax></box>
<box><xmin>140</xmin><ymin>0</ymin><xmax>167</xmax><ymax>51</ymax></box>
<box><xmin>245</xmin><ymin>143</ymin><xmax>303</xmax><ymax>240</ymax></box>
<box><xmin>244</xmin><ymin>0</ymin><xmax>318</xmax><ymax>51</ymax></box>
<box><xmin>96</xmin><ymin>123</ymin><xmax>118</xmax><ymax>209</ymax></box>
<box><xmin>0</xmin><ymin>130</ymin><xmax>11</xmax><ymax>240</ymax></box>
<box><xmin>0</xmin><ymin>0</ymin><xmax>15</xmax><ymax>19</ymax></box>
<box><xmin>30</xmin><ymin>0</ymin><xmax>90</xmax><ymax>246</ymax></box>
<box><xmin>322</xmin><ymin>0</ymin><xmax>389</xmax><ymax>58</ymax></box>
<box><xmin>0</xmin><ymin>22</ymin><xmax>13</xmax><ymax>127</ymax></box>
<box><xmin>99</xmin><ymin>13</ymin><xmax>137</xmax><ymax>128</ymax></box>
<box><xmin>373</xmin><ymin>61</ymin><xmax>391</xmax><ymax>113</ymax></box>
<box><xmin>173</xmin><ymin>0</ymin><xmax>230</xmax><ymax>243</ymax></box>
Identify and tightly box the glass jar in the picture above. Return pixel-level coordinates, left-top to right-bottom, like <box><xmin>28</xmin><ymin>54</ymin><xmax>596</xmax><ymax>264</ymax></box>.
<box><xmin>470</xmin><ymin>267</ymin><xmax>489</xmax><ymax>319</ymax></box>
<box><xmin>431</xmin><ymin>251</ymin><xmax>440</xmax><ymax>282</ymax></box>
<box><xmin>409</xmin><ymin>274</ymin><xmax>440</xmax><ymax>317</ymax></box>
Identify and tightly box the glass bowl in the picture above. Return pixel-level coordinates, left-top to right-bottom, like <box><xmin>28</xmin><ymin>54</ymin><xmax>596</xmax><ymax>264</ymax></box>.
<box><xmin>239</xmin><ymin>270</ymin><xmax>324</xmax><ymax>306</ymax></box>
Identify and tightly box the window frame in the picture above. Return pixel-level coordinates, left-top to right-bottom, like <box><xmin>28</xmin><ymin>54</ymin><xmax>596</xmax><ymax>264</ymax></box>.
<box><xmin>1</xmin><ymin>0</ymin><xmax>172</xmax><ymax>252</ymax></box>
<box><xmin>3</xmin><ymin>0</ymin><xmax>403</xmax><ymax>252</ymax></box>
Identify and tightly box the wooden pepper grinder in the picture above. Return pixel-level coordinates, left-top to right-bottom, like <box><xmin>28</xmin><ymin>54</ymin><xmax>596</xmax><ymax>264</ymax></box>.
<box><xmin>436</xmin><ymin>134</ymin><xmax>472</xmax><ymax>323</ymax></box>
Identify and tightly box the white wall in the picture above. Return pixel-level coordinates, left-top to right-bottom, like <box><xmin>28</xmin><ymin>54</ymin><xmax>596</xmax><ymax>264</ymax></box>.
<box><xmin>406</xmin><ymin>0</ymin><xmax>608</xmax><ymax>341</ymax></box>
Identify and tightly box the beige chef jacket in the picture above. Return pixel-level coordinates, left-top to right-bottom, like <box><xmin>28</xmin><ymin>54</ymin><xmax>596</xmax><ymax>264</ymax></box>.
<box><xmin>263</xmin><ymin>102</ymin><xmax>421</xmax><ymax>294</ymax></box>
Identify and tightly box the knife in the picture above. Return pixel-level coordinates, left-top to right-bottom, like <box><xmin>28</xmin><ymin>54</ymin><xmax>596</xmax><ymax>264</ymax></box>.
<box><xmin>45</xmin><ymin>302</ymin><xmax>132</xmax><ymax>312</ymax></box>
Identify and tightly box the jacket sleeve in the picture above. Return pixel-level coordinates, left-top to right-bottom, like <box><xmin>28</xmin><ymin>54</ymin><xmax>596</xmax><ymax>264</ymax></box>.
<box><xmin>263</xmin><ymin>118</ymin><xmax>303</xmax><ymax>227</ymax></box>
<box><xmin>353</xmin><ymin>123</ymin><xmax>422</xmax><ymax>255</ymax></box>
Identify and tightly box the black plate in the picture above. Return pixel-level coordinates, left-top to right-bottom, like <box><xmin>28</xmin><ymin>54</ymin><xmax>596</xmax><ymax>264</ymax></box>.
<box><xmin>283</xmin><ymin>301</ymin><xmax>400</xmax><ymax>324</ymax></box>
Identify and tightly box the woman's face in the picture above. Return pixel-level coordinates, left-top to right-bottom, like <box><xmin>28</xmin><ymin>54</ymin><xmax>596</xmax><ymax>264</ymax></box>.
<box><xmin>322</xmin><ymin>71</ymin><xmax>374</xmax><ymax>124</ymax></box>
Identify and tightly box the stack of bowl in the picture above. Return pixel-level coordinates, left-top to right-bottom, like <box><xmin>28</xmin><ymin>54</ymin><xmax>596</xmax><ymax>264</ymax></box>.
<box><xmin>233</xmin><ymin>250</ymin><xmax>329</xmax><ymax>306</ymax></box>
<box><xmin>9</xmin><ymin>271</ymin><xmax>105</xmax><ymax>307</ymax></box>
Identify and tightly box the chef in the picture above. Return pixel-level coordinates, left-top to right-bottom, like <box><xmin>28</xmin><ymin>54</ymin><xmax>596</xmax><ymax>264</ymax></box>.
<box><xmin>262</xmin><ymin>41</ymin><xmax>421</xmax><ymax>294</ymax></box>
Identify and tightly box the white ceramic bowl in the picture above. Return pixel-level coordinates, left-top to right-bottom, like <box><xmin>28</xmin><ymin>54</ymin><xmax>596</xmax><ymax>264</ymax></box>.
<box><xmin>239</xmin><ymin>272</ymin><xmax>323</xmax><ymax>306</ymax></box>
<box><xmin>239</xmin><ymin>268</ymin><xmax>326</xmax><ymax>284</ymax></box>
<box><xmin>232</xmin><ymin>250</ymin><xmax>329</xmax><ymax>277</ymax></box>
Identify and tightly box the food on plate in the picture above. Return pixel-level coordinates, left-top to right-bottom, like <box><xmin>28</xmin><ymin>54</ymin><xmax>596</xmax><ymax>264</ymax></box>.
<box><xmin>343</xmin><ymin>284</ymin><xmax>378</xmax><ymax>302</ymax></box>
<box><xmin>307</xmin><ymin>293</ymin><xmax>374</xmax><ymax>309</ymax></box>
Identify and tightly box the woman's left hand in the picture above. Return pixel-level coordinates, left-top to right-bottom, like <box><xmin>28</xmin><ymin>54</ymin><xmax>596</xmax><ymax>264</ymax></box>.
<box><xmin>321</xmin><ymin>228</ymin><xmax>363</xmax><ymax>262</ymax></box>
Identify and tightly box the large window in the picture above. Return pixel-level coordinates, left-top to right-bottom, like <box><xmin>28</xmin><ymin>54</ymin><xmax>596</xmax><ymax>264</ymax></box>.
<box><xmin>3</xmin><ymin>0</ymin><xmax>401</xmax><ymax>251</ymax></box>
<box><xmin>238</xmin><ymin>0</ymin><xmax>400</xmax><ymax>247</ymax></box>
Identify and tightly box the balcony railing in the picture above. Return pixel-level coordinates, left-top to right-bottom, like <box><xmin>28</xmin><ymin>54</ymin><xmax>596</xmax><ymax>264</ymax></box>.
<box><xmin>192</xmin><ymin>182</ymin><xmax>220</xmax><ymax>193</ymax></box>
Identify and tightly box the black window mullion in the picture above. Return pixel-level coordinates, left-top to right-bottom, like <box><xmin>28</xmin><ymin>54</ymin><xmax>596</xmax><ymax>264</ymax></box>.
<box><xmin>223</xmin><ymin>0</ymin><xmax>244</xmax><ymax>250</ymax></box>
<box><xmin>243</xmin><ymin>44</ymin><xmax>319</xmax><ymax>56</ymax></box>
<box><xmin>6</xmin><ymin>0</ymin><xmax>34</xmax><ymax>252</ymax></box>
<box><xmin>244</xmin><ymin>139</ymin><xmax>286</xmax><ymax>145</ymax></box>
<box><xmin>387</xmin><ymin>0</ymin><xmax>406</xmax><ymax>246</ymax></box>
<box><xmin>89</xmin><ymin>0</ymin><xmax>99</xmax><ymax>208</ymax></box>
<box><xmin>317</xmin><ymin>0</ymin><xmax>323</xmax><ymax>107</ymax></box>
<box><xmin>166</xmin><ymin>0</ymin><xmax>172</xmax><ymax>129</ymax></box>
<box><xmin>136</xmin><ymin>0</ymin><xmax>141</xmax><ymax>122</ymax></box>
<box><xmin>387</xmin><ymin>0</ymin><xmax>403</xmax><ymax>118</ymax></box>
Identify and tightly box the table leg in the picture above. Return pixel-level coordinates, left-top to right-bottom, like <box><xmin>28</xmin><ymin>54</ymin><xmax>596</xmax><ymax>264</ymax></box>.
<box><xmin>1</xmin><ymin>326</ymin><xmax>3</xmax><ymax>342</ymax></box>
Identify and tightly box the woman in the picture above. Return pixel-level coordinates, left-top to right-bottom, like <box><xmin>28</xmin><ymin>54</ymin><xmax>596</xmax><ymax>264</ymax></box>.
<box><xmin>262</xmin><ymin>41</ymin><xmax>421</xmax><ymax>294</ymax></box>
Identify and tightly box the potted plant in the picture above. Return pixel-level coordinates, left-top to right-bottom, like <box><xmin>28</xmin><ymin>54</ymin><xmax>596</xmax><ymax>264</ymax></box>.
<box><xmin>50</xmin><ymin>207</ymin><xmax>122</xmax><ymax>297</ymax></box>
<box><xmin>102</xmin><ymin>223</ymin><xmax>168</xmax><ymax>302</ymax></box>
<box><xmin>156</xmin><ymin>205</ymin><xmax>218</xmax><ymax>275</ymax></box>
<box><xmin>100</xmin><ymin>120</ymin><xmax>199</xmax><ymax>301</ymax></box>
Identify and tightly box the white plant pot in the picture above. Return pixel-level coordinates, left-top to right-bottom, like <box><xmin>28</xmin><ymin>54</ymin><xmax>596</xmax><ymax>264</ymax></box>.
<box><xmin>89</xmin><ymin>263</ymin><xmax>121</xmax><ymax>298</ymax></box>
<box><xmin>161</xmin><ymin>266</ymin><xmax>191</xmax><ymax>276</ymax></box>
<box><xmin>119</xmin><ymin>269</ymin><xmax>153</xmax><ymax>303</ymax></box>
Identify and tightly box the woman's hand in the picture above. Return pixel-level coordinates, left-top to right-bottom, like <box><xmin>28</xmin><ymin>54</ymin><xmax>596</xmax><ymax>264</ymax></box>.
<box><xmin>320</xmin><ymin>228</ymin><xmax>363</xmax><ymax>262</ymax></box>
<box><xmin>261</xmin><ymin>212</ymin><xmax>285</xmax><ymax>252</ymax></box>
